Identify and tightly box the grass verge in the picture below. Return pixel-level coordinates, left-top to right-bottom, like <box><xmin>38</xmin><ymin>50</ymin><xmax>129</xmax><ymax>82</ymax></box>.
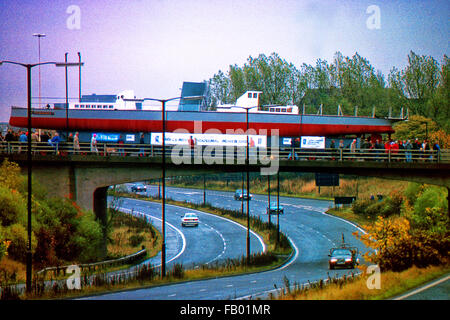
<box><xmin>276</xmin><ymin>264</ymin><xmax>450</xmax><ymax>300</ymax></box>
<box><xmin>3</xmin><ymin>193</ymin><xmax>292</xmax><ymax>299</ymax></box>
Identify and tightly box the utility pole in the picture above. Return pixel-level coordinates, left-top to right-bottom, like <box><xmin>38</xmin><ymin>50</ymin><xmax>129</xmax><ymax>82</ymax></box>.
<box><xmin>203</xmin><ymin>175</ymin><xmax>206</xmax><ymax>205</ymax></box>
<box><xmin>267</xmin><ymin>175</ymin><xmax>271</xmax><ymax>225</ymax></box>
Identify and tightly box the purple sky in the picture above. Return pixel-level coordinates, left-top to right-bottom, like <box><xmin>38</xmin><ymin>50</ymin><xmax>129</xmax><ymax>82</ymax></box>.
<box><xmin>0</xmin><ymin>0</ymin><xmax>448</xmax><ymax>121</ymax></box>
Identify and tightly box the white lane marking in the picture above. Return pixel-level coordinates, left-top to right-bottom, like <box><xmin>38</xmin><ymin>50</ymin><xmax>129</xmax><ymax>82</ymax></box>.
<box><xmin>118</xmin><ymin>206</ymin><xmax>187</xmax><ymax>265</ymax></box>
<box><xmin>168</xmin><ymin>293</ymin><xmax>176</xmax><ymax>297</ymax></box>
<box><xmin>393</xmin><ymin>274</ymin><xmax>450</xmax><ymax>300</ymax></box>
<box><xmin>169</xmin><ymin>204</ymin><xmax>267</xmax><ymax>253</ymax></box>
<box><xmin>297</xmin><ymin>222</ymin><xmax>337</xmax><ymax>247</ymax></box>
<box><xmin>202</xmin><ymin>221</ymin><xmax>227</xmax><ymax>265</ymax></box>
<box><xmin>320</xmin><ymin>210</ymin><xmax>367</xmax><ymax>234</ymax></box>
<box><xmin>120</xmin><ymin>197</ymin><xmax>266</xmax><ymax>260</ymax></box>
<box><xmin>271</xmin><ymin>235</ymin><xmax>298</xmax><ymax>272</ymax></box>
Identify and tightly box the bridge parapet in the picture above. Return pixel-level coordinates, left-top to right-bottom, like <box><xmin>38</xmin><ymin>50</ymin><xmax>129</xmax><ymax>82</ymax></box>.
<box><xmin>0</xmin><ymin>141</ymin><xmax>449</xmax><ymax>213</ymax></box>
<box><xmin>1</xmin><ymin>141</ymin><xmax>449</xmax><ymax>164</ymax></box>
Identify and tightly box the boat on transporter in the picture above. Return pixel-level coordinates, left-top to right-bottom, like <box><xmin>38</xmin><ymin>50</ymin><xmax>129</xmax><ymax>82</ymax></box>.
<box><xmin>9</xmin><ymin>82</ymin><xmax>396</xmax><ymax>137</ymax></box>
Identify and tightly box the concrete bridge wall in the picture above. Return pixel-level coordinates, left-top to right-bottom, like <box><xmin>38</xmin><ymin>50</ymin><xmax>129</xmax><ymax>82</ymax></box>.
<box><xmin>2</xmin><ymin>153</ymin><xmax>448</xmax><ymax>218</ymax></box>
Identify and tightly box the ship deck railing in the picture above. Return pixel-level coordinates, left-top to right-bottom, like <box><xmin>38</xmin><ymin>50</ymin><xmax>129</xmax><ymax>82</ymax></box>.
<box><xmin>0</xmin><ymin>141</ymin><xmax>448</xmax><ymax>164</ymax></box>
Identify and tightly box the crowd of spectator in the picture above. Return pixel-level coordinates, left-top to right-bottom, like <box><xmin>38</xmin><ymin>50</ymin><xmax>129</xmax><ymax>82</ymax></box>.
<box><xmin>328</xmin><ymin>137</ymin><xmax>441</xmax><ymax>162</ymax></box>
<box><xmin>0</xmin><ymin>129</ymin><xmax>444</xmax><ymax>162</ymax></box>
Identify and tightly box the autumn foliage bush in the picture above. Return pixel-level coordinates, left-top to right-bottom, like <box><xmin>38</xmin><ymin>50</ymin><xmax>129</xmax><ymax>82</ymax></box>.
<box><xmin>0</xmin><ymin>159</ymin><xmax>103</xmax><ymax>280</ymax></box>
<box><xmin>353</xmin><ymin>183</ymin><xmax>449</xmax><ymax>272</ymax></box>
<box><xmin>354</xmin><ymin>216</ymin><xmax>449</xmax><ymax>271</ymax></box>
<box><xmin>352</xmin><ymin>191</ymin><xmax>404</xmax><ymax>219</ymax></box>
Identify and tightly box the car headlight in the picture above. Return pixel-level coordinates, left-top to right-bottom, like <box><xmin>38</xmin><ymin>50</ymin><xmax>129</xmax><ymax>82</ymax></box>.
<box><xmin>345</xmin><ymin>258</ymin><xmax>352</xmax><ymax>262</ymax></box>
<box><xmin>330</xmin><ymin>258</ymin><xmax>337</xmax><ymax>262</ymax></box>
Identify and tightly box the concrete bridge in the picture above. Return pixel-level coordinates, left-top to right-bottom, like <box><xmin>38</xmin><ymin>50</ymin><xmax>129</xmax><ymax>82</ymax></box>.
<box><xmin>1</xmin><ymin>142</ymin><xmax>449</xmax><ymax>261</ymax></box>
<box><xmin>1</xmin><ymin>142</ymin><xmax>449</xmax><ymax>219</ymax></box>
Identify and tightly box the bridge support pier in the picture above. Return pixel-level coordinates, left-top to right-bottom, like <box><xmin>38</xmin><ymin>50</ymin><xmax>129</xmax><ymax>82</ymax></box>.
<box><xmin>448</xmin><ymin>187</ymin><xmax>450</xmax><ymax>220</ymax></box>
<box><xmin>94</xmin><ymin>186</ymin><xmax>109</xmax><ymax>259</ymax></box>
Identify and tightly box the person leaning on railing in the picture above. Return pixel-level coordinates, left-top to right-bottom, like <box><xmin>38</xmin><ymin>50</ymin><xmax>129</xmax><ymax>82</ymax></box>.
<box><xmin>48</xmin><ymin>132</ymin><xmax>61</xmax><ymax>154</ymax></box>
<box><xmin>31</xmin><ymin>130</ymin><xmax>39</xmax><ymax>154</ymax></box>
<box><xmin>404</xmin><ymin>139</ymin><xmax>413</xmax><ymax>162</ymax></box>
<box><xmin>73</xmin><ymin>132</ymin><xmax>80</xmax><ymax>154</ymax></box>
<box><xmin>0</xmin><ymin>132</ymin><xmax>4</xmax><ymax>154</ymax></box>
<box><xmin>432</xmin><ymin>142</ymin><xmax>440</xmax><ymax>161</ymax></box>
<box><xmin>361</xmin><ymin>138</ymin><xmax>371</xmax><ymax>160</ymax></box>
<box><xmin>350</xmin><ymin>139</ymin><xmax>357</xmax><ymax>160</ymax></box>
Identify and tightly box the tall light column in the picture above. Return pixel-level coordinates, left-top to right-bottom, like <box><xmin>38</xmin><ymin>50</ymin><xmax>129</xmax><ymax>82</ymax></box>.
<box><xmin>32</xmin><ymin>33</ymin><xmax>46</xmax><ymax>108</ymax></box>
<box><xmin>143</xmin><ymin>97</ymin><xmax>181</xmax><ymax>278</ymax></box>
<box><xmin>0</xmin><ymin>59</ymin><xmax>83</xmax><ymax>293</ymax></box>
<box><xmin>245</xmin><ymin>107</ymin><xmax>250</xmax><ymax>264</ymax></box>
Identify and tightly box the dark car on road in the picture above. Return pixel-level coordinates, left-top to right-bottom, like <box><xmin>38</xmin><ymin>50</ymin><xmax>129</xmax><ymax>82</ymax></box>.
<box><xmin>131</xmin><ymin>183</ymin><xmax>146</xmax><ymax>192</ymax></box>
<box><xmin>328</xmin><ymin>247</ymin><xmax>359</xmax><ymax>269</ymax></box>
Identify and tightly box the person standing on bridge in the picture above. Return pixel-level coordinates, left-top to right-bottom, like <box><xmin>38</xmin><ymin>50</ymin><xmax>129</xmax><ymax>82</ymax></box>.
<box><xmin>90</xmin><ymin>133</ymin><xmax>98</xmax><ymax>154</ymax></box>
<box><xmin>74</xmin><ymin>132</ymin><xmax>80</xmax><ymax>154</ymax></box>
<box><xmin>330</xmin><ymin>139</ymin><xmax>337</xmax><ymax>160</ymax></box>
<box><xmin>139</xmin><ymin>133</ymin><xmax>145</xmax><ymax>157</ymax></box>
<box><xmin>19</xmin><ymin>131</ymin><xmax>27</xmax><ymax>154</ymax></box>
<box><xmin>432</xmin><ymin>141</ymin><xmax>440</xmax><ymax>161</ymax></box>
<box><xmin>350</xmin><ymin>139</ymin><xmax>357</xmax><ymax>160</ymax></box>
<box><xmin>67</xmin><ymin>132</ymin><xmax>74</xmax><ymax>155</ymax></box>
<box><xmin>118</xmin><ymin>134</ymin><xmax>125</xmax><ymax>156</ymax></box>
<box><xmin>49</xmin><ymin>132</ymin><xmax>61</xmax><ymax>154</ymax></box>
<box><xmin>413</xmin><ymin>138</ymin><xmax>420</xmax><ymax>161</ymax></box>
<box><xmin>405</xmin><ymin>140</ymin><xmax>412</xmax><ymax>162</ymax></box>
<box><xmin>188</xmin><ymin>135</ymin><xmax>195</xmax><ymax>161</ymax></box>
<box><xmin>31</xmin><ymin>130</ymin><xmax>39</xmax><ymax>154</ymax></box>
<box><xmin>391</xmin><ymin>140</ymin><xmax>399</xmax><ymax>161</ymax></box>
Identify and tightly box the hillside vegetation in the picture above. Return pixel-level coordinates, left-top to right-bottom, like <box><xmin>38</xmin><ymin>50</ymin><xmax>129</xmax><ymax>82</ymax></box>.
<box><xmin>208</xmin><ymin>51</ymin><xmax>449</xmax><ymax>132</ymax></box>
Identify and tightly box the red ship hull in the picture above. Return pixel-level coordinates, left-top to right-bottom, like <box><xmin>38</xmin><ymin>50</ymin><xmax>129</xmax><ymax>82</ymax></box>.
<box><xmin>9</xmin><ymin>107</ymin><xmax>395</xmax><ymax>137</ymax></box>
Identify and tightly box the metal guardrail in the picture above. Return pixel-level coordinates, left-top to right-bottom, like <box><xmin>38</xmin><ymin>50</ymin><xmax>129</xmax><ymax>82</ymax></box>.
<box><xmin>0</xmin><ymin>141</ymin><xmax>448</xmax><ymax>164</ymax></box>
<box><xmin>35</xmin><ymin>248</ymin><xmax>147</xmax><ymax>279</ymax></box>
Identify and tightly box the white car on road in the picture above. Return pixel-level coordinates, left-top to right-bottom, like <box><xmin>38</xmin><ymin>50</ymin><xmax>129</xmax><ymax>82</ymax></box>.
<box><xmin>181</xmin><ymin>213</ymin><xmax>199</xmax><ymax>227</ymax></box>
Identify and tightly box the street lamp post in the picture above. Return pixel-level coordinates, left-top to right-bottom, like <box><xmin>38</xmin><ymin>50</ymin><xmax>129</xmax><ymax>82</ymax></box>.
<box><xmin>203</xmin><ymin>175</ymin><xmax>206</xmax><ymax>205</ymax></box>
<box><xmin>143</xmin><ymin>97</ymin><xmax>180</xmax><ymax>278</ymax></box>
<box><xmin>65</xmin><ymin>53</ymin><xmax>69</xmax><ymax>139</ymax></box>
<box><xmin>277</xmin><ymin>171</ymin><xmax>280</xmax><ymax>243</ymax></box>
<box><xmin>267</xmin><ymin>175</ymin><xmax>271</xmax><ymax>226</ymax></box>
<box><xmin>233</xmin><ymin>106</ymin><xmax>253</xmax><ymax>264</ymax></box>
<box><xmin>32</xmin><ymin>33</ymin><xmax>46</xmax><ymax>108</ymax></box>
<box><xmin>245</xmin><ymin>107</ymin><xmax>250</xmax><ymax>264</ymax></box>
<box><xmin>0</xmin><ymin>59</ymin><xmax>83</xmax><ymax>293</ymax></box>
<box><xmin>78</xmin><ymin>52</ymin><xmax>82</xmax><ymax>102</ymax></box>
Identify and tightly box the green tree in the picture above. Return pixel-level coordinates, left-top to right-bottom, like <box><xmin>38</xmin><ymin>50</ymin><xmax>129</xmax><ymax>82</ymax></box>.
<box><xmin>208</xmin><ymin>69</ymin><xmax>231</xmax><ymax>107</ymax></box>
<box><xmin>403</xmin><ymin>51</ymin><xmax>440</xmax><ymax>109</ymax></box>
<box><xmin>228</xmin><ymin>64</ymin><xmax>246</xmax><ymax>103</ymax></box>
<box><xmin>409</xmin><ymin>186</ymin><xmax>448</xmax><ymax>234</ymax></box>
<box><xmin>206</xmin><ymin>50</ymin><xmax>447</xmax><ymax>127</ymax></box>
<box><xmin>5</xmin><ymin>223</ymin><xmax>36</xmax><ymax>263</ymax></box>
<box><xmin>427</xmin><ymin>55</ymin><xmax>450</xmax><ymax>131</ymax></box>
<box><xmin>392</xmin><ymin>115</ymin><xmax>438</xmax><ymax>141</ymax></box>
<box><xmin>388</xmin><ymin>51</ymin><xmax>445</xmax><ymax>125</ymax></box>
<box><xmin>0</xmin><ymin>185</ymin><xmax>26</xmax><ymax>227</ymax></box>
<box><xmin>0</xmin><ymin>159</ymin><xmax>23</xmax><ymax>192</ymax></box>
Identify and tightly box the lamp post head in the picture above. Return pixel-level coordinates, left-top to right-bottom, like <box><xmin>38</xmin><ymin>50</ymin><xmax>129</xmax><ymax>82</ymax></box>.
<box><xmin>55</xmin><ymin>62</ymin><xmax>84</xmax><ymax>67</ymax></box>
<box><xmin>32</xmin><ymin>33</ymin><xmax>46</xmax><ymax>38</ymax></box>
